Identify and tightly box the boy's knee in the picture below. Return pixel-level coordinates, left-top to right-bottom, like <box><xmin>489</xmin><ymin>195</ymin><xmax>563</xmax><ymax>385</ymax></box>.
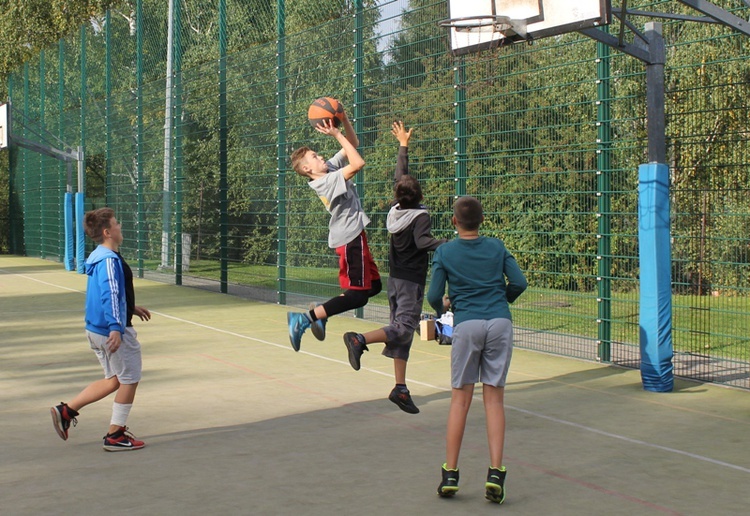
<box><xmin>343</xmin><ymin>289</ymin><xmax>370</xmax><ymax>309</ymax></box>
<box><xmin>368</xmin><ymin>278</ymin><xmax>382</xmax><ymax>297</ymax></box>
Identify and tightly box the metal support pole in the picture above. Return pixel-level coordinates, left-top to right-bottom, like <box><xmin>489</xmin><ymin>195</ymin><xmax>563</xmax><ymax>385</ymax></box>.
<box><xmin>645</xmin><ymin>22</ymin><xmax>666</xmax><ymax>163</ymax></box>
<box><xmin>638</xmin><ymin>22</ymin><xmax>673</xmax><ymax>392</ymax></box>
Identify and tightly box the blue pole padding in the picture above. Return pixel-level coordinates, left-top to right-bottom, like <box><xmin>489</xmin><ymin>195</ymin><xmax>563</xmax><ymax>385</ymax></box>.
<box><xmin>638</xmin><ymin>163</ymin><xmax>674</xmax><ymax>392</ymax></box>
<box><xmin>75</xmin><ymin>192</ymin><xmax>86</xmax><ymax>274</ymax></box>
<box><xmin>64</xmin><ymin>193</ymin><xmax>75</xmax><ymax>271</ymax></box>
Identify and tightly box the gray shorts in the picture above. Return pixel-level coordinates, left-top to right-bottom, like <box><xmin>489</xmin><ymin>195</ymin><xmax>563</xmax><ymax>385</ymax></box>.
<box><xmin>86</xmin><ymin>327</ymin><xmax>142</xmax><ymax>384</ymax></box>
<box><xmin>451</xmin><ymin>318</ymin><xmax>513</xmax><ymax>388</ymax></box>
<box><xmin>381</xmin><ymin>276</ymin><xmax>423</xmax><ymax>361</ymax></box>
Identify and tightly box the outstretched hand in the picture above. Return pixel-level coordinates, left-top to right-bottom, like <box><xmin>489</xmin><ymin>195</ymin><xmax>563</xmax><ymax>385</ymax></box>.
<box><xmin>391</xmin><ymin>120</ymin><xmax>413</xmax><ymax>146</ymax></box>
<box><xmin>315</xmin><ymin>118</ymin><xmax>342</xmax><ymax>137</ymax></box>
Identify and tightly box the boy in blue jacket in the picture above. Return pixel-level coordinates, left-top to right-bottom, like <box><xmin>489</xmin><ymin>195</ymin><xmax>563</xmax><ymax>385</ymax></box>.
<box><xmin>50</xmin><ymin>208</ymin><xmax>150</xmax><ymax>451</ymax></box>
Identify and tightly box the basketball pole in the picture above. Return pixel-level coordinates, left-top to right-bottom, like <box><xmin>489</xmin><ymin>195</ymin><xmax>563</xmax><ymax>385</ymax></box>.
<box><xmin>638</xmin><ymin>23</ymin><xmax>673</xmax><ymax>392</ymax></box>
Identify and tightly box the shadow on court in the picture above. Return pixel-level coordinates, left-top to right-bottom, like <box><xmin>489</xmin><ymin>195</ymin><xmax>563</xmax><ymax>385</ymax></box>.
<box><xmin>2</xmin><ymin>256</ymin><xmax>749</xmax><ymax>516</ymax></box>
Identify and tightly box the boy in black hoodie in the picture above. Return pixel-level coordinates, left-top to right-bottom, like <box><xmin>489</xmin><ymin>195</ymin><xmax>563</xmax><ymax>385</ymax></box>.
<box><xmin>343</xmin><ymin>121</ymin><xmax>446</xmax><ymax>414</ymax></box>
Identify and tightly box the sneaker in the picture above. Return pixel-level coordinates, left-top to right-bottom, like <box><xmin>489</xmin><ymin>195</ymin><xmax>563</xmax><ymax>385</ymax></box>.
<box><xmin>437</xmin><ymin>464</ymin><xmax>459</xmax><ymax>497</ymax></box>
<box><xmin>50</xmin><ymin>402</ymin><xmax>79</xmax><ymax>441</ymax></box>
<box><xmin>342</xmin><ymin>332</ymin><xmax>368</xmax><ymax>370</ymax></box>
<box><xmin>287</xmin><ymin>312</ymin><xmax>311</xmax><ymax>352</ymax></box>
<box><xmin>308</xmin><ymin>303</ymin><xmax>327</xmax><ymax>341</ymax></box>
<box><xmin>103</xmin><ymin>426</ymin><xmax>145</xmax><ymax>452</ymax></box>
<box><xmin>485</xmin><ymin>466</ymin><xmax>507</xmax><ymax>504</ymax></box>
<box><xmin>389</xmin><ymin>386</ymin><xmax>420</xmax><ymax>414</ymax></box>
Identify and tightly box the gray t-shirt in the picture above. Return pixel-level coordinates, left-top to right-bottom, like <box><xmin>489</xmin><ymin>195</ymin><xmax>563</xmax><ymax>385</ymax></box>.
<box><xmin>308</xmin><ymin>150</ymin><xmax>370</xmax><ymax>248</ymax></box>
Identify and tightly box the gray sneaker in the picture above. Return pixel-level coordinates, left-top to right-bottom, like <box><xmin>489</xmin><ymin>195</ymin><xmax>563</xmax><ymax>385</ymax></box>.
<box><xmin>308</xmin><ymin>303</ymin><xmax>327</xmax><ymax>341</ymax></box>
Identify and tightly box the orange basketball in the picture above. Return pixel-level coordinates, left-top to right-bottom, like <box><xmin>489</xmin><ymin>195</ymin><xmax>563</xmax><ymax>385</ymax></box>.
<box><xmin>308</xmin><ymin>97</ymin><xmax>345</xmax><ymax>128</ymax></box>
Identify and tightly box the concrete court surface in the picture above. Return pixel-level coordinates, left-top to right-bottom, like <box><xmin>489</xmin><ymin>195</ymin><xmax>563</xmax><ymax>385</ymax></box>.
<box><xmin>1</xmin><ymin>255</ymin><xmax>749</xmax><ymax>516</ymax></box>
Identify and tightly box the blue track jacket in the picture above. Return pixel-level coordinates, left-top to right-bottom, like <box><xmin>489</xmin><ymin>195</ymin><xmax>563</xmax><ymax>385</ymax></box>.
<box><xmin>84</xmin><ymin>245</ymin><xmax>126</xmax><ymax>337</ymax></box>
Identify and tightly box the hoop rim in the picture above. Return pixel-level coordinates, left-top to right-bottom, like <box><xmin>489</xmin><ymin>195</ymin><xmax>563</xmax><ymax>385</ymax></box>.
<box><xmin>438</xmin><ymin>15</ymin><xmax>512</xmax><ymax>31</ymax></box>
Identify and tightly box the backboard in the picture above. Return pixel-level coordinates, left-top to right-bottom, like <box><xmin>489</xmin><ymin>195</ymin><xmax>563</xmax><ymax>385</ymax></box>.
<box><xmin>443</xmin><ymin>0</ymin><xmax>611</xmax><ymax>56</ymax></box>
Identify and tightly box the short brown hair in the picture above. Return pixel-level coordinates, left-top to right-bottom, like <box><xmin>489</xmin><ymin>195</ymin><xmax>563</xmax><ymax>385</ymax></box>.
<box><xmin>394</xmin><ymin>175</ymin><xmax>423</xmax><ymax>209</ymax></box>
<box><xmin>84</xmin><ymin>207</ymin><xmax>115</xmax><ymax>243</ymax></box>
<box><xmin>453</xmin><ymin>196</ymin><xmax>483</xmax><ymax>231</ymax></box>
<box><xmin>290</xmin><ymin>146</ymin><xmax>312</xmax><ymax>175</ymax></box>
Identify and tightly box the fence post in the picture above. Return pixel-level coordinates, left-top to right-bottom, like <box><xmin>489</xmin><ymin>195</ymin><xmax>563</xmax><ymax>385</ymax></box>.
<box><xmin>454</xmin><ymin>58</ymin><xmax>467</xmax><ymax>200</ymax></box>
<box><xmin>218</xmin><ymin>0</ymin><xmax>228</xmax><ymax>293</ymax></box>
<box><xmin>596</xmin><ymin>36</ymin><xmax>612</xmax><ymax>362</ymax></box>
<box><xmin>136</xmin><ymin>0</ymin><xmax>145</xmax><ymax>276</ymax></box>
<box><xmin>173</xmin><ymin>0</ymin><xmax>184</xmax><ymax>285</ymax></box>
<box><xmin>353</xmin><ymin>0</ymin><xmax>364</xmax><ymax>318</ymax></box>
<box><xmin>276</xmin><ymin>0</ymin><xmax>287</xmax><ymax>305</ymax></box>
<box><xmin>40</xmin><ymin>50</ymin><xmax>46</xmax><ymax>259</ymax></box>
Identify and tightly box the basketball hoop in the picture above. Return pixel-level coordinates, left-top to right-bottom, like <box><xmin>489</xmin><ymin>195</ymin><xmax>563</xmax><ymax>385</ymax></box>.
<box><xmin>438</xmin><ymin>15</ymin><xmax>514</xmax><ymax>34</ymax></box>
<box><xmin>439</xmin><ymin>14</ymin><xmax>529</xmax><ymax>55</ymax></box>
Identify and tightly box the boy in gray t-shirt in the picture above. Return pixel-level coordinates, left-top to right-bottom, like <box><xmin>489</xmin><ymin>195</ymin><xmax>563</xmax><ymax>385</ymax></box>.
<box><xmin>287</xmin><ymin>111</ymin><xmax>382</xmax><ymax>353</ymax></box>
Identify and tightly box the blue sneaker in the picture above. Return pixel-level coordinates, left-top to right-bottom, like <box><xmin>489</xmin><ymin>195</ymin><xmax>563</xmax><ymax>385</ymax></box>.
<box><xmin>308</xmin><ymin>303</ymin><xmax>327</xmax><ymax>341</ymax></box>
<box><xmin>287</xmin><ymin>312</ymin><xmax>311</xmax><ymax>351</ymax></box>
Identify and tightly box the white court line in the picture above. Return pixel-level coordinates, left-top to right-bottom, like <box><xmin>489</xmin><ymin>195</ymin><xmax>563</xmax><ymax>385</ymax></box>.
<box><xmin>155</xmin><ymin>312</ymin><xmax>750</xmax><ymax>475</ymax></box>
<box><xmin>0</xmin><ymin>270</ymin><xmax>84</xmax><ymax>293</ymax></box>
<box><xmin>6</xmin><ymin>268</ymin><xmax>750</xmax><ymax>474</ymax></box>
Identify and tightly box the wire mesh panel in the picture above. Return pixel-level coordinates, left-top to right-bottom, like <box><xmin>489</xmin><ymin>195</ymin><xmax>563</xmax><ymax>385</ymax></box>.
<box><xmin>4</xmin><ymin>0</ymin><xmax>750</xmax><ymax>389</ymax></box>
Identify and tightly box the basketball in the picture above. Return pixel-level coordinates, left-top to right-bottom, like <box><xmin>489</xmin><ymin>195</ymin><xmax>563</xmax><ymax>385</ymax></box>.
<box><xmin>308</xmin><ymin>97</ymin><xmax>345</xmax><ymax>128</ymax></box>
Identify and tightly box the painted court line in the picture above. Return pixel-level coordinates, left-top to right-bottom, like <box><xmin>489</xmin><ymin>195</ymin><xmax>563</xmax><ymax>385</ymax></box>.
<box><xmin>156</xmin><ymin>312</ymin><xmax>750</xmax><ymax>475</ymax></box>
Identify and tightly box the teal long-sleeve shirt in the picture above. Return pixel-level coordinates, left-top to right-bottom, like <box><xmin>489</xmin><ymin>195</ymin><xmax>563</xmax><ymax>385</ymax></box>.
<box><xmin>427</xmin><ymin>236</ymin><xmax>527</xmax><ymax>325</ymax></box>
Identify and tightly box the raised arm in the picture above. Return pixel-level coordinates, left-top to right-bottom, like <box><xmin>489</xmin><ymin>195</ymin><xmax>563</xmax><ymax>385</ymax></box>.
<box><xmin>340</xmin><ymin>111</ymin><xmax>360</xmax><ymax>149</ymax></box>
<box><xmin>392</xmin><ymin>120</ymin><xmax>413</xmax><ymax>182</ymax></box>
<box><xmin>315</xmin><ymin>118</ymin><xmax>364</xmax><ymax>181</ymax></box>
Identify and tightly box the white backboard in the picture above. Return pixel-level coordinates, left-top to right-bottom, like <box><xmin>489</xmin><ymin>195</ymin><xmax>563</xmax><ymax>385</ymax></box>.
<box><xmin>445</xmin><ymin>0</ymin><xmax>611</xmax><ymax>55</ymax></box>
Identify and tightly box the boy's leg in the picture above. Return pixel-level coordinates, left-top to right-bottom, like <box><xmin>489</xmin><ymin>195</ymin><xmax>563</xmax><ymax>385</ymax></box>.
<box><xmin>393</xmin><ymin>357</ymin><xmax>407</xmax><ymax>385</ymax></box>
<box><xmin>445</xmin><ymin>383</ymin><xmax>474</xmax><ymax>469</ymax></box>
<box><xmin>388</xmin><ymin>358</ymin><xmax>419</xmax><ymax>414</ymax></box>
<box><xmin>109</xmin><ymin>382</ymin><xmax>139</xmax><ymax>434</ymax></box>
<box><xmin>67</xmin><ymin>376</ymin><xmax>121</xmax><ymax>411</ymax></box>
<box><xmin>484</xmin><ymin>385</ymin><xmax>508</xmax><ymax>505</ymax></box>
<box><xmin>483</xmin><ymin>384</ymin><xmax>506</xmax><ymax>468</ymax></box>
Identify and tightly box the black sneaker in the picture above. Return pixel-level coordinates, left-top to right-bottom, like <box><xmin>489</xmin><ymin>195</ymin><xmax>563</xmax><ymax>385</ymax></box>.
<box><xmin>342</xmin><ymin>332</ymin><xmax>368</xmax><ymax>371</ymax></box>
<box><xmin>437</xmin><ymin>464</ymin><xmax>459</xmax><ymax>497</ymax></box>
<box><xmin>389</xmin><ymin>386</ymin><xmax>420</xmax><ymax>414</ymax></box>
<box><xmin>485</xmin><ymin>466</ymin><xmax>507</xmax><ymax>504</ymax></box>
<box><xmin>50</xmin><ymin>402</ymin><xmax>79</xmax><ymax>441</ymax></box>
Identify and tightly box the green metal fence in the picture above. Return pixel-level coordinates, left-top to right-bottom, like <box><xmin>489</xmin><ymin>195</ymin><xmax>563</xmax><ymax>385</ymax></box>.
<box><xmin>4</xmin><ymin>0</ymin><xmax>750</xmax><ymax>388</ymax></box>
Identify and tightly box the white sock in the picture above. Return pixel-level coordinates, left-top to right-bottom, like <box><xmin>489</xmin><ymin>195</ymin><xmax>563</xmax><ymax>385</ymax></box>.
<box><xmin>110</xmin><ymin>402</ymin><xmax>133</xmax><ymax>428</ymax></box>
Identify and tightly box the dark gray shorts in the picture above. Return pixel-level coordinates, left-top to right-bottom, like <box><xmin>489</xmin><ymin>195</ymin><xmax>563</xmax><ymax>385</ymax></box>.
<box><xmin>381</xmin><ymin>276</ymin><xmax>423</xmax><ymax>361</ymax></box>
<box><xmin>450</xmin><ymin>318</ymin><xmax>513</xmax><ymax>388</ymax></box>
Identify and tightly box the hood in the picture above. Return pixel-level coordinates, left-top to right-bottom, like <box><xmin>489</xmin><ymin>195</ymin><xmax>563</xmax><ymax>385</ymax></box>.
<box><xmin>387</xmin><ymin>203</ymin><xmax>428</xmax><ymax>234</ymax></box>
<box><xmin>84</xmin><ymin>246</ymin><xmax>119</xmax><ymax>275</ymax></box>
